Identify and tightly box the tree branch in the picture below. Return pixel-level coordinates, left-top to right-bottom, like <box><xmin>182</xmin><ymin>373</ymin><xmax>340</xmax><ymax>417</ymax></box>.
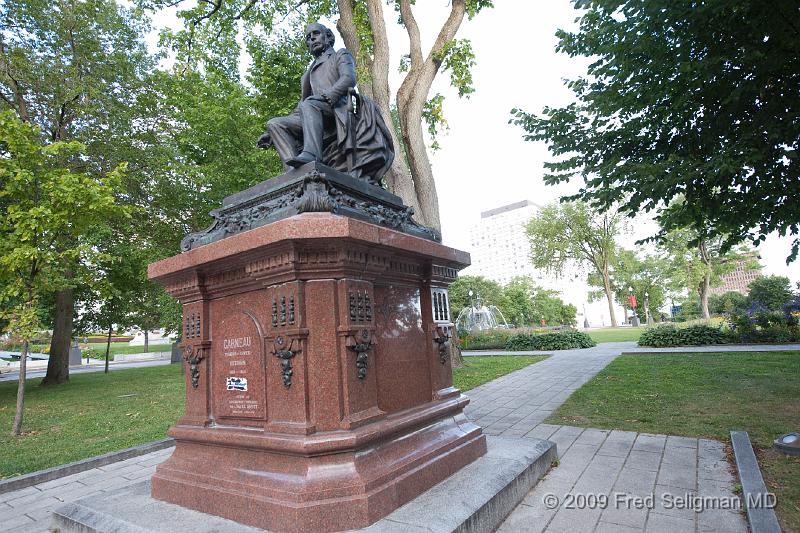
<box><xmin>397</xmin><ymin>0</ymin><xmax>423</xmax><ymax>68</ymax></box>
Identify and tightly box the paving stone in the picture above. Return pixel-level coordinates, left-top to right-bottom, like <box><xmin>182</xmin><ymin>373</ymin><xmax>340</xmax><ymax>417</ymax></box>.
<box><xmin>646</xmin><ymin>511</ymin><xmax>695</xmax><ymax>533</ymax></box>
<box><xmin>666</xmin><ymin>436</ymin><xmax>698</xmax><ymax>449</ymax></box>
<box><xmin>545</xmin><ymin>506</ymin><xmax>602</xmax><ymax>533</ymax></box>
<box><xmin>4</xmin><ymin>491</ymin><xmax>62</xmax><ymax>510</ymax></box>
<box><xmin>496</xmin><ymin>502</ymin><xmax>553</xmax><ymax>533</ymax></box>
<box><xmin>0</xmin><ymin>487</ymin><xmax>40</xmax><ymax>504</ymax></box>
<box><xmin>37</xmin><ymin>481</ymin><xmax>88</xmax><ymax>502</ymax></box>
<box><xmin>595</xmin><ymin>520</ymin><xmax>641</xmax><ymax>533</ymax></box>
<box><xmin>698</xmin><ymin>439</ymin><xmax>726</xmax><ymax>459</ymax></box>
<box><xmin>661</xmin><ymin>445</ymin><xmax>697</xmax><ymax>468</ymax></box>
<box><xmin>624</xmin><ymin>450</ymin><xmax>662</xmax><ymax>472</ymax></box>
<box><xmin>656</xmin><ymin>463</ymin><xmax>696</xmax><ymax>490</ymax></box>
<box><xmin>596</xmin><ymin>431</ymin><xmax>635</xmax><ymax>457</ymax></box>
<box><xmin>0</xmin><ymin>515</ymin><xmax>34</xmax><ymax>532</ymax></box>
<box><xmin>546</xmin><ymin>425</ymin><xmax>580</xmax><ymax>449</ymax></box>
<box><xmin>532</xmin><ymin>423</ymin><xmax>563</xmax><ymax>437</ymax></box>
<box><xmin>521</xmin><ymin>478</ymin><xmax>573</xmax><ymax>508</ymax></box>
<box><xmin>574</xmin><ymin>428</ymin><xmax>609</xmax><ymax>446</ymax></box>
<box><xmin>600</xmin><ymin>501</ymin><xmax>649</xmax><ymax>529</ymax></box>
<box><xmin>88</xmin><ymin>475</ymin><xmax>137</xmax><ymax>493</ymax></box>
<box><xmin>651</xmin><ymin>484</ymin><xmax>697</xmax><ymax>521</ymax></box>
<box><xmin>614</xmin><ymin>467</ymin><xmax>658</xmax><ymax>496</ymax></box>
<box><xmin>697</xmin><ymin>477</ymin><xmax>741</xmax><ymax>501</ymax></box>
<box><xmin>633</xmin><ymin>434</ymin><xmax>666</xmax><ymax>453</ymax></box>
<box><xmin>696</xmin><ymin>508</ymin><xmax>748</xmax><ymax>532</ymax></box>
<box><xmin>32</xmin><ymin>470</ymin><xmax>92</xmax><ymax>491</ymax></box>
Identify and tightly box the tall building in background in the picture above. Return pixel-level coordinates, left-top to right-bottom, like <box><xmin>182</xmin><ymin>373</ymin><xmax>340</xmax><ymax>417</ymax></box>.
<box><xmin>708</xmin><ymin>253</ymin><xmax>763</xmax><ymax>295</ymax></box>
<box><xmin>464</xmin><ymin>200</ymin><xmax>556</xmax><ymax>288</ymax></box>
<box><xmin>461</xmin><ymin>200</ymin><xmax>623</xmax><ymax>327</ymax></box>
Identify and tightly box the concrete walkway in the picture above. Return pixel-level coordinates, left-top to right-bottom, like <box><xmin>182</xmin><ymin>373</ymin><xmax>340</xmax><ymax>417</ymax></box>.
<box><xmin>3</xmin><ymin>342</ymin><xmax>793</xmax><ymax>532</ymax></box>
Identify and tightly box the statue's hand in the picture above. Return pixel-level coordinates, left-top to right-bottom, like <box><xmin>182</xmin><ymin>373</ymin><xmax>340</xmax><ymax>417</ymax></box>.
<box><xmin>257</xmin><ymin>132</ymin><xmax>272</xmax><ymax>149</ymax></box>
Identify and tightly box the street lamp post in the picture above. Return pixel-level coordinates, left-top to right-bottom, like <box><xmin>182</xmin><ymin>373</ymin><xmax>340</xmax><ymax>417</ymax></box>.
<box><xmin>645</xmin><ymin>291</ymin><xmax>654</xmax><ymax>326</ymax></box>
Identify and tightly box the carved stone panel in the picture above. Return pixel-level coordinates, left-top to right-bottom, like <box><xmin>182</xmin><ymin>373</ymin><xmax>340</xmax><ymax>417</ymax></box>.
<box><xmin>212</xmin><ymin>311</ymin><xmax>266</xmax><ymax>420</ymax></box>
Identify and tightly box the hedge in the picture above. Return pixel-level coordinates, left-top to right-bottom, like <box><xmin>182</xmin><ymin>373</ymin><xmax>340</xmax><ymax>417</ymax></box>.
<box><xmin>505</xmin><ymin>331</ymin><xmax>596</xmax><ymax>351</ymax></box>
<box><xmin>637</xmin><ymin>325</ymin><xmax>730</xmax><ymax>347</ymax></box>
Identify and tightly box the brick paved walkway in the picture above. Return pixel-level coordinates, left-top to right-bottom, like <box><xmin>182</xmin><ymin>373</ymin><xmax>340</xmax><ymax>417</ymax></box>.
<box><xmin>1</xmin><ymin>341</ymin><xmax>776</xmax><ymax>532</ymax></box>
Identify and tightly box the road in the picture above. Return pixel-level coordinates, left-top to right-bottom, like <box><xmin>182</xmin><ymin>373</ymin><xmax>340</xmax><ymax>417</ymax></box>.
<box><xmin>0</xmin><ymin>359</ymin><xmax>172</xmax><ymax>382</ymax></box>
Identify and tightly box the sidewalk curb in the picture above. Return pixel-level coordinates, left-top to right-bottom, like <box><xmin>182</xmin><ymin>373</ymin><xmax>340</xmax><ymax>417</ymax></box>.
<box><xmin>0</xmin><ymin>438</ymin><xmax>174</xmax><ymax>495</ymax></box>
<box><xmin>730</xmin><ymin>431</ymin><xmax>782</xmax><ymax>533</ymax></box>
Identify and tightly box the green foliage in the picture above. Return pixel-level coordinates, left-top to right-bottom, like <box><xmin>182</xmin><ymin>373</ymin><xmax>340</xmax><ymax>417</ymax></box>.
<box><xmin>458</xmin><ymin>330</ymin><xmax>514</xmax><ymax>350</ymax></box>
<box><xmin>527</xmin><ymin>201</ymin><xmax>621</xmax><ymax>325</ymax></box>
<box><xmin>0</xmin><ymin>112</ymin><xmax>126</xmax><ymax>312</ymax></box>
<box><xmin>709</xmin><ymin>291</ymin><xmax>748</xmax><ymax>315</ymax></box>
<box><xmin>526</xmin><ymin>201</ymin><xmax>619</xmax><ymax>278</ymax></box>
<box><xmin>746</xmin><ymin>276</ymin><xmax>794</xmax><ymax>312</ymax></box>
<box><xmin>434</xmin><ymin>39</ymin><xmax>476</xmax><ymax>98</ymax></box>
<box><xmin>448</xmin><ymin>275</ymin><xmax>504</xmax><ymax>315</ymax></box>
<box><xmin>499</xmin><ymin>276</ymin><xmax>576</xmax><ymax>328</ymax></box>
<box><xmin>505</xmin><ymin>331</ymin><xmax>596</xmax><ymax>351</ymax></box>
<box><xmin>511</xmin><ymin>0</ymin><xmax>800</xmax><ymax>261</ymax></box>
<box><xmin>422</xmin><ymin>93</ymin><xmax>448</xmax><ymax>151</ymax></box>
<box><xmin>589</xmin><ymin>248</ymin><xmax>669</xmax><ymax>322</ymax></box>
<box><xmin>638</xmin><ymin>325</ymin><xmax>730</xmax><ymax>347</ymax></box>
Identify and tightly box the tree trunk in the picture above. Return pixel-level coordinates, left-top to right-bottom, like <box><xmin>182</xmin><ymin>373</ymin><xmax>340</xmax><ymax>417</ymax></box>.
<box><xmin>144</xmin><ymin>330</ymin><xmax>149</xmax><ymax>353</ymax></box>
<box><xmin>450</xmin><ymin>330</ymin><xmax>465</xmax><ymax>369</ymax></box>
<box><xmin>42</xmin><ymin>288</ymin><xmax>74</xmax><ymax>386</ymax></box>
<box><xmin>697</xmin><ymin>240</ymin><xmax>712</xmax><ymax>320</ymax></box>
<box><xmin>104</xmin><ymin>323</ymin><xmax>112</xmax><ymax>374</ymax></box>
<box><xmin>699</xmin><ymin>273</ymin><xmax>711</xmax><ymax>320</ymax></box>
<box><xmin>601</xmin><ymin>264</ymin><xmax>619</xmax><ymax>327</ymax></box>
<box><xmin>12</xmin><ymin>340</ymin><xmax>29</xmax><ymax>436</ymax></box>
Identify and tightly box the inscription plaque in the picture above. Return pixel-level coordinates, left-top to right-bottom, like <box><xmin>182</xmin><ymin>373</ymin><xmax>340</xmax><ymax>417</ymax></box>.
<box><xmin>213</xmin><ymin>312</ymin><xmax>265</xmax><ymax>419</ymax></box>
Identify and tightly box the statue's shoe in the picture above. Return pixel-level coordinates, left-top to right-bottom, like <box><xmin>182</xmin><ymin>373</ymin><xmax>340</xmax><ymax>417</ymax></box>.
<box><xmin>286</xmin><ymin>151</ymin><xmax>317</xmax><ymax>167</ymax></box>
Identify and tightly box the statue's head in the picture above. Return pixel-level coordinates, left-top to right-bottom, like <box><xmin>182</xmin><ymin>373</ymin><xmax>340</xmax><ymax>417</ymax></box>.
<box><xmin>305</xmin><ymin>22</ymin><xmax>335</xmax><ymax>57</ymax></box>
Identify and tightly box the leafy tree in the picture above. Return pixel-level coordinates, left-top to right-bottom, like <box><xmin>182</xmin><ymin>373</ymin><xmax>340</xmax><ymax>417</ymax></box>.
<box><xmin>526</xmin><ymin>201</ymin><xmax>622</xmax><ymax>326</ymax></box>
<box><xmin>137</xmin><ymin>0</ymin><xmax>492</xmax><ymax>230</ymax></box>
<box><xmin>746</xmin><ymin>275</ymin><xmax>794</xmax><ymax>312</ymax></box>
<box><xmin>496</xmin><ymin>277</ymin><xmax>576</xmax><ymax>328</ymax></box>
<box><xmin>511</xmin><ymin>0</ymin><xmax>800</xmax><ymax>261</ymax></box>
<box><xmin>0</xmin><ymin>112</ymin><xmax>125</xmax><ymax>434</ymax></box>
<box><xmin>0</xmin><ymin>0</ymin><xmax>154</xmax><ymax>385</ymax></box>
<box><xmin>708</xmin><ymin>291</ymin><xmax>748</xmax><ymax>315</ymax></box>
<box><xmin>448</xmin><ymin>275</ymin><xmax>503</xmax><ymax>315</ymax></box>
<box><xmin>660</xmin><ymin>228</ymin><xmax>757</xmax><ymax>319</ymax></box>
<box><xmin>529</xmin><ymin>288</ymin><xmax>577</xmax><ymax>327</ymax></box>
<box><xmin>589</xmin><ymin>249</ymin><xmax>670</xmax><ymax>324</ymax></box>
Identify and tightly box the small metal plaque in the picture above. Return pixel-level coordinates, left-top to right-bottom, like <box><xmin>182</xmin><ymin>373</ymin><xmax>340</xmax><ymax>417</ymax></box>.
<box><xmin>226</xmin><ymin>377</ymin><xmax>248</xmax><ymax>392</ymax></box>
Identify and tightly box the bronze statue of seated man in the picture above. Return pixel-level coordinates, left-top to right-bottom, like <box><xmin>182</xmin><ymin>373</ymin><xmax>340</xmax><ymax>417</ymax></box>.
<box><xmin>258</xmin><ymin>22</ymin><xmax>394</xmax><ymax>186</ymax></box>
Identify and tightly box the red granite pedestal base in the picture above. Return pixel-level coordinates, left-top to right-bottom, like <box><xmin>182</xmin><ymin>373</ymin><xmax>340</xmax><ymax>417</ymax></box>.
<box><xmin>148</xmin><ymin>213</ymin><xmax>486</xmax><ymax>533</ymax></box>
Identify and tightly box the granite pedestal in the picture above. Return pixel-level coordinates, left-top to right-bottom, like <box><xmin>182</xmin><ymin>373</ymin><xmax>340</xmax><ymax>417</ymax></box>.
<box><xmin>147</xmin><ymin>206</ymin><xmax>486</xmax><ymax>532</ymax></box>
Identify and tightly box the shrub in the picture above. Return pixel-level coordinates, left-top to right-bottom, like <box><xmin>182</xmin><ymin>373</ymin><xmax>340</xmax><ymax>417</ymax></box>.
<box><xmin>638</xmin><ymin>325</ymin><xmax>731</xmax><ymax>347</ymax></box>
<box><xmin>727</xmin><ymin>303</ymin><xmax>800</xmax><ymax>343</ymax></box>
<box><xmin>458</xmin><ymin>330</ymin><xmax>514</xmax><ymax>350</ymax></box>
<box><xmin>505</xmin><ymin>331</ymin><xmax>596</xmax><ymax>351</ymax></box>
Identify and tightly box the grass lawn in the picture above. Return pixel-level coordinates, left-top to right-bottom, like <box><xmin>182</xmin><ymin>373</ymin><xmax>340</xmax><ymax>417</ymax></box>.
<box><xmin>546</xmin><ymin>351</ymin><xmax>800</xmax><ymax>532</ymax></box>
<box><xmin>0</xmin><ymin>355</ymin><xmax>542</xmax><ymax>479</ymax></box>
<box><xmin>585</xmin><ymin>327</ymin><xmax>644</xmax><ymax>343</ymax></box>
<box><xmin>0</xmin><ymin>364</ymin><xmax>184</xmax><ymax>479</ymax></box>
<box><xmin>453</xmin><ymin>355</ymin><xmax>546</xmax><ymax>391</ymax></box>
<box><xmin>82</xmin><ymin>342</ymin><xmax>172</xmax><ymax>358</ymax></box>
<box><xmin>2</xmin><ymin>342</ymin><xmax>172</xmax><ymax>358</ymax></box>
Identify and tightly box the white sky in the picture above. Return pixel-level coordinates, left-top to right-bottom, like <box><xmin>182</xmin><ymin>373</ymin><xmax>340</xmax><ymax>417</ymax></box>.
<box><xmin>148</xmin><ymin>1</ymin><xmax>798</xmax><ymax>287</ymax></box>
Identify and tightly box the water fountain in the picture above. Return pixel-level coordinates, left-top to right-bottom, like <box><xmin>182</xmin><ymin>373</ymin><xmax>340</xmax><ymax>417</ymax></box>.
<box><xmin>455</xmin><ymin>291</ymin><xmax>510</xmax><ymax>332</ymax></box>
